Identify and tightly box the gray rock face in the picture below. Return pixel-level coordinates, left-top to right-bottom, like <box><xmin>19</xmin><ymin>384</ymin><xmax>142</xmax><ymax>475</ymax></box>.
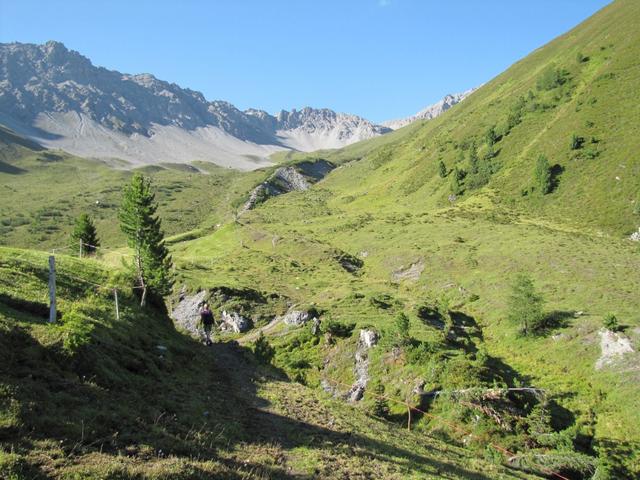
<box><xmin>241</xmin><ymin>159</ymin><xmax>335</xmax><ymax>213</ymax></box>
<box><xmin>0</xmin><ymin>41</ymin><xmax>391</xmax><ymax>168</ymax></box>
<box><xmin>220</xmin><ymin>310</ymin><xmax>251</xmax><ymax>333</ymax></box>
<box><xmin>359</xmin><ymin>329</ymin><xmax>379</xmax><ymax>348</ymax></box>
<box><xmin>347</xmin><ymin>329</ymin><xmax>378</xmax><ymax>402</ymax></box>
<box><xmin>382</xmin><ymin>88</ymin><xmax>477</xmax><ymax>130</ymax></box>
<box><xmin>171</xmin><ymin>290</ymin><xmax>208</xmax><ymax>337</ymax></box>
<box><xmin>281</xmin><ymin>310</ymin><xmax>311</xmax><ymax>326</ymax></box>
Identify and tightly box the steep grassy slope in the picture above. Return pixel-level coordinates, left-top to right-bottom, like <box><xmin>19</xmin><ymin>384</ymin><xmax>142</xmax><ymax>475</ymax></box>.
<box><xmin>0</xmin><ymin>247</ymin><xmax>541</xmax><ymax>479</ymax></box>
<box><xmin>168</xmin><ymin>1</ymin><xmax>640</xmax><ymax>477</ymax></box>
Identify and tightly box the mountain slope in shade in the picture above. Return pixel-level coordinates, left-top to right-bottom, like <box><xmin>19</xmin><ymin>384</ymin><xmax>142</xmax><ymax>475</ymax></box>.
<box><xmin>382</xmin><ymin>87</ymin><xmax>476</xmax><ymax>130</ymax></box>
<box><xmin>0</xmin><ymin>41</ymin><xmax>390</xmax><ymax>169</ymax></box>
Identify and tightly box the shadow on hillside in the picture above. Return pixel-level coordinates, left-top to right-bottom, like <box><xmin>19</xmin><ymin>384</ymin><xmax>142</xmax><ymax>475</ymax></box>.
<box><xmin>537</xmin><ymin>310</ymin><xmax>575</xmax><ymax>336</ymax></box>
<box><xmin>1</xmin><ymin>311</ymin><xmax>504</xmax><ymax>480</ymax></box>
<box><xmin>0</xmin><ymin>160</ymin><xmax>27</xmax><ymax>174</ymax></box>
<box><xmin>448</xmin><ymin>311</ymin><xmax>484</xmax><ymax>354</ymax></box>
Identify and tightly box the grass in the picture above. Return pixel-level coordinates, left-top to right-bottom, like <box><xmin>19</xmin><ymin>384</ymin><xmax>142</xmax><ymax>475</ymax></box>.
<box><xmin>2</xmin><ymin>1</ymin><xmax>640</xmax><ymax>478</ymax></box>
<box><xmin>0</xmin><ymin>246</ymin><xmax>539</xmax><ymax>479</ymax></box>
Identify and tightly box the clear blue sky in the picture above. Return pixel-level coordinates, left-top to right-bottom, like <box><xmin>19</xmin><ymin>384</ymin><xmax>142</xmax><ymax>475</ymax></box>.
<box><xmin>0</xmin><ymin>0</ymin><xmax>611</xmax><ymax>122</ymax></box>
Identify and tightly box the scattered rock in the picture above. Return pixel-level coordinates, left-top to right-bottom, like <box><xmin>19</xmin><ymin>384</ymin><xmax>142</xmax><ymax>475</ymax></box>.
<box><xmin>220</xmin><ymin>310</ymin><xmax>251</xmax><ymax>333</ymax></box>
<box><xmin>281</xmin><ymin>310</ymin><xmax>310</xmax><ymax>326</ymax></box>
<box><xmin>391</xmin><ymin>259</ymin><xmax>425</xmax><ymax>282</ymax></box>
<box><xmin>595</xmin><ymin>329</ymin><xmax>635</xmax><ymax>370</ymax></box>
<box><xmin>311</xmin><ymin>317</ymin><xmax>322</xmax><ymax>335</ymax></box>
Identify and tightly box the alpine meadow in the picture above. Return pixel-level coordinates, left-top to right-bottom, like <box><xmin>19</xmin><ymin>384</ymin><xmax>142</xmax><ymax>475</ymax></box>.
<box><xmin>1</xmin><ymin>1</ymin><xmax>639</xmax><ymax>479</ymax></box>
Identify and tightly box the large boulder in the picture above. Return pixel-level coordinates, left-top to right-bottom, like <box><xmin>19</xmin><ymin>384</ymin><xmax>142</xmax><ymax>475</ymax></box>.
<box><xmin>171</xmin><ymin>290</ymin><xmax>208</xmax><ymax>336</ymax></box>
<box><xmin>282</xmin><ymin>310</ymin><xmax>310</xmax><ymax>326</ymax></box>
<box><xmin>220</xmin><ymin>310</ymin><xmax>251</xmax><ymax>333</ymax></box>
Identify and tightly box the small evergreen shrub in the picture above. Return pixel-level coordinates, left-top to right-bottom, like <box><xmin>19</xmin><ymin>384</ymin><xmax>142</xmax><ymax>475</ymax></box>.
<box><xmin>602</xmin><ymin>313</ymin><xmax>620</xmax><ymax>332</ymax></box>
<box><xmin>254</xmin><ymin>332</ymin><xmax>275</xmax><ymax>364</ymax></box>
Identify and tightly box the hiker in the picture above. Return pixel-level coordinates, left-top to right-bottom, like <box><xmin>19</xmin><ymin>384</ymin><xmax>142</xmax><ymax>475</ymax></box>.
<box><xmin>199</xmin><ymin>302</ymin><xmax>215</xmax><ymax>346</ymax></box>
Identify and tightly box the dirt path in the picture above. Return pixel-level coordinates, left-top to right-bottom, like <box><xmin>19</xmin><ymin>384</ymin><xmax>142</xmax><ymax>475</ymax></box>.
<box><xmin>237</xmin><ymin>316</ymin><xmax>283</xmax><ymax>345</ymax></box>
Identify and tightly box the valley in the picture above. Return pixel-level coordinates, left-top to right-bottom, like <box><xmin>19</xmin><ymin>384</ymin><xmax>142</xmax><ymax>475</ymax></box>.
<box><xmin>1</xmin><ymin>1</ymin><xmax>639</xmax><ymax>479</ymax></box>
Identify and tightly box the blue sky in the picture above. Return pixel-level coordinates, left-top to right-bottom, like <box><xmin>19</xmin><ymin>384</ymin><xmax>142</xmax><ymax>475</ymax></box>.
<box><xmin>0</xmin><ymin>0</ymin><xmax>610</xmax><ymax>122</ymax></box>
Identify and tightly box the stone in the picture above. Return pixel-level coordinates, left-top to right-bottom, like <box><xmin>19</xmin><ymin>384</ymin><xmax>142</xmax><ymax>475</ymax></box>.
<box><xmin>281</xmin><ymin>310</ymin><xmax>310</xmax><ymax>326</ymax></box>
<box><xmin>359</xmin><ymin>329</ymin><xmax>378</xmax><ymax>348</ymax></box>
<box><xmin>171</xmin><ymin>290</ymin><xmax>208</xmax><ymax>336</ymax></box>
<box><xmin>220</xmin><ymin>310</ymin><xmax>251</xmax><ymax>333</ymax></box>
<box><xmin>629</xmin><ymin>228</ymin><xmax>640</xmax><ymax>242</ymax></box>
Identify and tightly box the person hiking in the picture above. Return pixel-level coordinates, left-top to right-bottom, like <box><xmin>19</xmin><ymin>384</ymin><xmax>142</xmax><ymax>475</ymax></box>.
<box><xmin>199</xmin><ymin>302</ymin><xmax>215</xmax><ymax>346</ymax></box>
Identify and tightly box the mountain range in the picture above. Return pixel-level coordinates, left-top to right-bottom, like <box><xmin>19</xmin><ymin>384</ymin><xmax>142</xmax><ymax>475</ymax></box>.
<box><xmin>0</xmin><ymin>41</ymin><xmax>470</xmax><ymax>169</ymax></box>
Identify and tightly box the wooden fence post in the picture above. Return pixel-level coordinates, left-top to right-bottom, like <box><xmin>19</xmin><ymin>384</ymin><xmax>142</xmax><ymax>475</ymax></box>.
<box><xmin>114</xmin><ymin>289</ymin><xmax>120</xmax><ymax>321</ymax></box>
<box><xmin>407</xmin><ymin>402</ymin><xmax>412</xmax><ymax>431</ymax></box>
<box><xmin>48</xmin><ymin>255</ymin><xmax>56</xmax><ymax>323</ymax></box>
<box><xmin>79</xmin><ymin>239</ymin><xmax>83</xmax><ymax>258</ymax></box>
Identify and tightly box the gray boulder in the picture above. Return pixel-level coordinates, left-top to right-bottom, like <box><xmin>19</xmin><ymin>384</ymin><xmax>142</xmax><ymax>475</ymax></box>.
<box><xmin>220</xmin><ymin>310</ymin><xmax>251</xmax><ymax>333</ymax></box>
<box><xmin>359</xmin><ymin>329</ymin><xmax>379</xmax><ymax>348</ymax></box>
<box><xmin>282</xmin><ymin>310</ymin><xmax>310</xmax><ymax>326</ymax></box>
<box><xmin>171</xmin><ymin>290</ymin><xmax>208</xmax><ymax>336</ymax></box>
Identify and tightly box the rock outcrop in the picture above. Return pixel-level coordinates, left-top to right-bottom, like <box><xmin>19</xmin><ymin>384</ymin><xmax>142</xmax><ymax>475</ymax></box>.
<box><xmin>241</xmin><ymin>159</ymin><xmax>335</xmax><ymax>213</ymax></box>
<box><xmin>220</xmin><ymin>310</ymin><xmax>251</xmax><ymax>333</ymax></box>
<box><xmin>171</xmin><ymin>290</ymin><xmax>208</xmax><ymax>337</ymax></box>
<box><xmin>281</xmin><ymin>310</ymin><xmax>311</xmax><ymax>327</ymax></box>
<box><xmin>347</xmin><ymin>329</ymin><xmax>379</xmax><ymax>402</ymax></box>
<box><xmin>595</xmin><ymin>329</ymin><xmax>635</xmax><ymax>370</ymax></box>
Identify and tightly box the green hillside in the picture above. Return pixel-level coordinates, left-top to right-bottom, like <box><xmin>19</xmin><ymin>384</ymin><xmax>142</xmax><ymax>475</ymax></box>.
<box><xmin>167</xmin><ymin>1</ymin><xmax>640</xmax><ymax>477</ymax></box>
<box><xmin>0</xmin><ymin>247</ymin><xmax>541</xmax><ymax>479</ymax></box>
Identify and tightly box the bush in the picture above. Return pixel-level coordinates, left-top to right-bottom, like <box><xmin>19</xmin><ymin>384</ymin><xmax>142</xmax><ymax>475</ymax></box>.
<box><xmin>602</xmin><ymin>313</ymin><xmax>620</xmax><ymax>332</ymax></box>
<box><xmin>536</xmin><ymin>65</ymin><xmax>567</xmax><ymax>91</ymax></box>
<box><xmin>438</xmin><ymin>160</ymin><xmax>447</xmax><ymax>178</ymax></box>
<box><xmin>254</xmin><ymin>332</ymin><xmax>275</xmax><ymax>364</ymax></box>
<box><xmin>321</xmin><ymin>320</ymin><xmax>355</xmax><ymax>338</ymax></box>
<box><xmin>534</xmin><ymin>154</ymin><xmax>552</xmax><ymax>195</ymax></box>
<box><xmin>391</xmin><ymin>313</ymin><xmax>411</xmax><ymax>347</ymax></box>
<box><xmin>370</xmin><ymin>383</ymin><xmax>390</xmax><ymax>418</ymax></box>
<box><xmin>59</xmin><ymin>306</ymin><xmax>94</xmax><ymax>356</ymax></box>
<box><xmin>570</xmin><ymin>133</ymin><xmax>584</xmax><ymax>150</ymax></box>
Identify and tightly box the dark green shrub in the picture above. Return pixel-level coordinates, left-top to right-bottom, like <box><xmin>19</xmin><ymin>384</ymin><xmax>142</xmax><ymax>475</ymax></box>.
<box><xmin>602</xmin><ymin>313</ymin><xmax>620</xmax><ymax>332</ymax></box>
<box><xmin>438</xmin><ymin>160</ymin><xmax>447</xmax><ymax>178</ymax></box>
<box><xmin>534</xmin><ymin>154</ymin><xmax>552</xmax><ymax>195</ymax></box>
<box><xmin>570</xmin><ymin>134</ymin><xmax>584</xmax><ymax>150</ymax></box>
<box><xmin>370</xmin><ymin>383</ymin><xmax>390</xmax><ymax>418</ymax></box>
<box><xmin>60</xmin><ymin>306</ymin><xmax>94</xmax><ymax>355</ymax></box>
<box><xmin>321</xmin><ymin>320</ymin><xmax>355</xmax><ymax>338</ymax></box>
<box><xmin>254</xmin><ymin>332</ymin><xmax>275</xmax><ymax>364</ymax></box>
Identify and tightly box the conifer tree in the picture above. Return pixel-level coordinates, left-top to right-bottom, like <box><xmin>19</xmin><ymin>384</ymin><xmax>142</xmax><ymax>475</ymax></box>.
<box><xmin>534</xmin><ymin>154</ymin><xmax>552</xmax><ymax>195</ymax></box>
<box><xmin>438</xmin><ymin>160</ymin><xmax>447</xmax><ymax>178</ymax></box>
<box><xmin>507</xmin><ymin>273</ymin><xmax>545</xmax><ymax>335</ymax></box>
<box><xmin>118</xmin><ymin>173</ymin><xmax>173</xmax><ymax>306</ymax></box>
<box><xmin>450</xmin><ymin>167</ymin><xmax>464</xmax><ymax>195</ymax></box>
<box><xmin>71</xmin><ymin>213</ymin><xmax>100</xmax><ymax>255</ymax></box>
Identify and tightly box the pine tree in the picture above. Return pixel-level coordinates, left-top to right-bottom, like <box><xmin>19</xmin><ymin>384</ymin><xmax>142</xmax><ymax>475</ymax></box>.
<box><xmin>450</xmin><ymin>167</ymin><xmax>463</xmax><ymax>195</ymax></box>
<box><xmin>71</xmin><ymin>213</ymin><xmax>99</xmax><ymax>255</ymax></box>
<box><xmin>507</xmin><ymin>273</ymin><xmax>545</xmax><ymax>335</ymax></box>
<box><xmin>485</xmin><ymin>125</ymin><xmax>497</xmax><ymax>146</ymax></box>
<box><xmin>534</xmin><ymin>154</ymin><xmax>552</xmax><ymax>195</ymax></box>
<box><xmin>438</xmin><ymin>160</ymin><xmax>447</xmax><ymax>178</ymax></box>
<box><xmin>468</xmin><ymin>142</ymin><xmax>479</xmax><ymax>174</ymax></box>
<box><xmin>118</xmin><ymin>173</ymin><xmax>173</xmax><ymax>306</ymax></box>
